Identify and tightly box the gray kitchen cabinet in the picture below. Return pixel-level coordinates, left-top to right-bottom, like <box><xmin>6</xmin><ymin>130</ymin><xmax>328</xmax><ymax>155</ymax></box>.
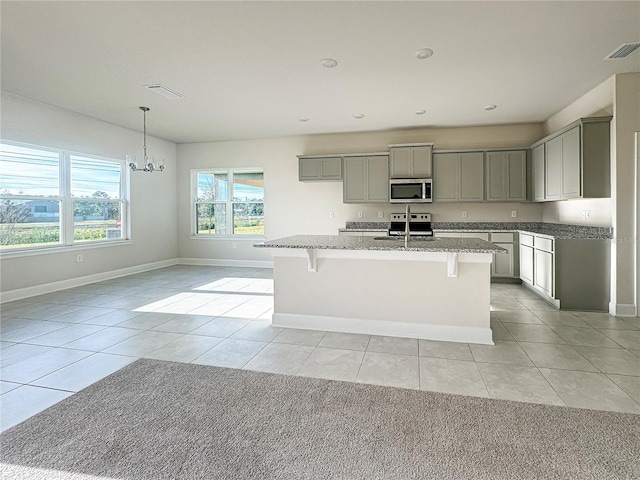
<box><xmin>298</xmin><ymin>156</ymin><xmax>342</xmax><ymax>181</ymax></box>
<box><xmin>435</xmin><ymin>231</ymin><xmax>516</xmax><ymax>280</ymax></box>
<box><xmin>389</xmin><ymin>144</ymin><xmax>433</xmax><ymax>178</ymax></box>
<box><xmin>533</xmin><ymin>144</ymin><xmax>546</xmax><ymax>201</ymax></box>
<box><xmin>486</xmin><ymin>150</ymin><xmax>527</xmax><ymax>202</ymax></box>
<box><xmin>531</xmin><ymin>116</ymin><xmax>611</xmax><ymax>201</ymax></box>
<box><xmin>519</xmin><ymin>233</ymin><xmax>534</xmax><ymax>285</ymax></box>
<box><xmin>561</xmin><ymin>126</ymin><xmax>581</xmax><ymax>198</ymax></box>
<box><xmin>433</xmin><ymin>152</ymin><xmax>484</xmax><ymax>202</ymax></box>
<box><xmin>343</xmin><ymin>155</ymin><xmax>389</xmax><ymax>203</ymax></box>
<box><xmin>534</xmin><ymin>249</ymin><xmax>554</xmax><ymax>296</ymax></box>
<box><xmin>545</xmin><ymin>135</ymin><xmax>563</xmax><ymax>200</ymax></box>
<box><xmin>518</xmin><ymin>231</ymin><xmax>609</xmax><ymax>311</ymax></box>
<box><xmin>519</xmin><ymin>244</ymin><xmax>534</xmax><ymax>285</ymax></box>
<box><xmin>490</xmin><ymin>232</ymin><xmax>518</xmax><ymax>278</ymax></box>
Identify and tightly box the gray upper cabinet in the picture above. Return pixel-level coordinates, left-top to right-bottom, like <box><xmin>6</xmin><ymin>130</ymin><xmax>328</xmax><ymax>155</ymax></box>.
<box><xmin>533</xmin><ymin>144</ymin><xmax>545</xmax><ymax>201</ymax></box>
<box><xmin>298</xmin><ymin>156</ymin><xmax>342</xmax><ymax>181</ymax></box>
<box><xmin>343</xmin><ymin>155</ymin><xmax>389</xmax><ymax>204</ymax></box>
<box><xmin>433</xmin><ymin>152</ymin><xmax>484</xmax><ymax>202</ymax></box>
<box><xmin>389</xmin><ymin>144</ymin><xmax>433</xmax><ymax>178</ymax></box>
<box><xmin>485</xmin><ymin>150</ymin><xmax>527</xmax><ymax>202</ymax></box>
<box><xmin>531</xmin><ymin>116</ymin><xmax>611</xmax><ymax>202</ymax></box>
<box><xmin>545</xmin><ymin>135</ymin><xmax>563</xmax><ymax>200</ymax></box>
<box><xmin>561</xmin><ymin>127</ymin><xmax>581</xmax><ymax>198</ymax></box>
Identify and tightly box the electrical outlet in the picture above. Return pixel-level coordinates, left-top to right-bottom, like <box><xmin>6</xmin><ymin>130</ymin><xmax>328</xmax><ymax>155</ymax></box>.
<box><xmin>358</xmin><ymin>211</ymin><xmax>363</xmax><ymax>218</ymax></box>
<box><xmin>511</xmin><ymin>210</ymin><xmax>517</xmax><ymax>218</ymax></box>
<box><xmin>461</xmin><ymin>211</ymin><xmax>468</xmax><ymax>219</ymax></box>
<box><xmin>377</xmin><ymin>211</ymin><xmax>384</xmax><ymax>218</ymax></box>
<box><xmin>581</xmin><ymin>211</ymin><xmax>586</xmax><ymax>220</ymax></box>
<box><xmin>232</xmin><ymin>242</ymin><xmax>237</xmax><ymax>249</ymax></box>
<box><xmin>76</xmin><ymin>254</ymin><xmax>83</xmax><ymax>263</ymax></box>
<box><xmin>585</xmin><ymin>210</ymin><xmax>591</xmax><ymax>221</ymax></box>
<box><xmin>329</xmin><ymin>211</ymin><xmax>334</xmax><ymax>218</ymax></box>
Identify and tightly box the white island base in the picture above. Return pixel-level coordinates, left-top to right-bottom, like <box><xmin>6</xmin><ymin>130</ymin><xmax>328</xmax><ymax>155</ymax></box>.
<box><xmin>270</xmin><ymin>249</ymin><xmax>495</xmax><ymax>345</ymax></box>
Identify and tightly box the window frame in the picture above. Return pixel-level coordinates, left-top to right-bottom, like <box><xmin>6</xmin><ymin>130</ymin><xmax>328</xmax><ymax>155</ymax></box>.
<box><xmin>0</xmin><ymin>139</ymin><xmax>130</xmax><ymax>255</ymax></box>
<box><xmin>191</xmin><ymin>167</ymin><xmax>264</xmax><ymax>239</ymax></box>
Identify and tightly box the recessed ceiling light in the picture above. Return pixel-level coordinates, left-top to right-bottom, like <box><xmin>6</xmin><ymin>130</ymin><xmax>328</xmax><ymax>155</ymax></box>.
<box><xmin>484</xmin><ymin>105</ymin><xmax>497</xmax><ymax>111</ymax></box>
<box><xmin>415</xmin><ymin>48</ymin><xmax>434</xmax><ymax>60</ymax></box>
<box><xmin>414</xmin><ymin>109</ymin><xmax>426</xmax><ymax>115</ymax></box>
<box><xmin>143</xmin><ymin>84</ymin><xmax>184</xmax><ymax>99</ymax></box>
<box><xmin>320</xmin><ymin>58</ymin><xmax>338</xmax><ymax>68</ymax></box>
<box><xmin>353</xmin><ymin>113</ymin><xmax>365</xmax><ymax>119</ymax></box>
<box><xmin>298</xmin><ymin>117</ymin><xmax>309</xmax><ymax>122</ymax></box>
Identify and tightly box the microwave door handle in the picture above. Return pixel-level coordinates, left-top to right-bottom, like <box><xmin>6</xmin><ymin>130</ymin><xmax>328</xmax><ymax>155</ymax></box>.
<box><xmin>422</xmin><ymin>183</ymin><xmax>426</xmax><ymax>200</ymax></box>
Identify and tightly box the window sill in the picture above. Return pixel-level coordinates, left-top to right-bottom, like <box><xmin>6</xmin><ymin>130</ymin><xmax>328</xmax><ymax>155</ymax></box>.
<box><xmin>188</xmin><ymin>235</ymin><xmax>266</xmax><ymax>241</ymax></box>
<box><xmin>0</xmin><ymin>240</ymin><xmax>134</xmax><ymax>259</ymax></box>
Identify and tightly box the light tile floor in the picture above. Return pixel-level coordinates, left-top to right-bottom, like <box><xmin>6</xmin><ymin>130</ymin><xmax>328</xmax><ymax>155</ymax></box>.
<box><xmin>1</xmin><ymin>265</ymin><xmax>639</xmax><ymax>432</ymax></box>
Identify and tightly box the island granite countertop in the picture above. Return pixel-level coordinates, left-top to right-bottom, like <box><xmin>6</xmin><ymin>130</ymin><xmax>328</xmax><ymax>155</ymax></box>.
<box><xmin>255</xmin><ymin>235</ymin><xmax>506</xmax><ymax>254</ymax></box>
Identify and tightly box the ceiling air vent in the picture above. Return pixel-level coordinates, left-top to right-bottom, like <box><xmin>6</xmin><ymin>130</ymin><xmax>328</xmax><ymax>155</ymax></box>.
<box><xmin>143</xmin><ymin>84</ymin><xmax>184</xmax><ymax>99</ymax></box>
<box><xmin>604</xmin><ymin>42</ymin><xmax>640</xmax><ymax>60</ymax></box>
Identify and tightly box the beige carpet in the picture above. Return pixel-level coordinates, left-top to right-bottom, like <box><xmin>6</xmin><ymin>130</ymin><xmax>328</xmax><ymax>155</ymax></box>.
<box><xmin>1</xmin><ymin>359</ymin><xmax>638</xmax><ymax>479</ymax></box>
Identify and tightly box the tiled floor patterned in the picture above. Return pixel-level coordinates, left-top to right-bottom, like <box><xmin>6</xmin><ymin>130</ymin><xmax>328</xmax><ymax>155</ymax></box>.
<box><xmin>1</xmin><ymin>265</ymin><xmax>639</xmax><ymax>431</ymax></box>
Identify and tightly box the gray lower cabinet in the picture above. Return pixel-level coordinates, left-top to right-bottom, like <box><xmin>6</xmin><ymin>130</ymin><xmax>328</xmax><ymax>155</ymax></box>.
<box><xmin>433</xmin><ymin>152</ymin><xmax>484</xmax><ymax>202</ymax></box>
<box><xmin>343</xmin><ymin>155</ymin><xmax>389</xmax><ymax>203</ymax></box>
<box><xmin>519</xmin><ymin>231</ymin><xmax>609</xmax><ymax>311</ymax></box>
<box><xmin>485</xmin><ymin>150</ymin><xmax>527</xmax><ymax>202</ymax></box>
<box><xmin>519</xmin><ymin>243</ymin><xmax>534</xmax><ymax>284</ymax></box>
<box><xmin>532</xmin><ymin>116</ymin><xmax>611</xmax><ymax>202</ymax></box>
<box><xmin>298</xmin><ymin>156</ymin><xmax>342</xmax><ymax>181</ymax></box>
<box><xmin>490</xmin><ymin>232</ymin><xmax>518</xmax><ymax>278</ymax></box>
<box><xmin>435</xmin><ymin>231</ymin><xmax>518</xmax><ymax>279</ymax></box>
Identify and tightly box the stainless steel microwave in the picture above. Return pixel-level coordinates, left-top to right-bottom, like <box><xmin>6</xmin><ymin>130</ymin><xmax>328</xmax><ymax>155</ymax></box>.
<box><xmin>389</xmin><ymin>178</ymin><xmax>433</xmax><ymax>203</ymax></box>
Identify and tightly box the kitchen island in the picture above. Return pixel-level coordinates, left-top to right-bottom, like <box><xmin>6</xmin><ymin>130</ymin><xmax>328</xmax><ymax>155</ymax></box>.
<box><xmin>255</xmin><ymin>235</ymin><xmax>506</xmax><ymax>345</ymax></box>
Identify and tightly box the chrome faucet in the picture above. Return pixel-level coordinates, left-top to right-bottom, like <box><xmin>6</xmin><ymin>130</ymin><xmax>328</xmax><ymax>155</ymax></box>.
<box><xmin>404</xmin><ymin>203</ymin><xmax>411</xmax><ymax>247</ymax></box>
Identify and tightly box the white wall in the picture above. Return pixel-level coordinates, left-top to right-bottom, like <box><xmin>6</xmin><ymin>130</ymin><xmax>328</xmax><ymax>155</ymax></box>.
<box><xmin>0</xmin><ymin>93</ymin><xmax>178</xmax><ymax>294</ymax></box>
<box><xmin>177</xmin><ymin>123</ymin><xmax>545</xmax><ymax>263</ymax></box>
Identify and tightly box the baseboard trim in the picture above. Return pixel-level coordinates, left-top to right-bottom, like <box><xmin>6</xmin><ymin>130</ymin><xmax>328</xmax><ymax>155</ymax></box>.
<box><xmin>272</xmin><ymin>313</ymin><xmax>494</xmax><ymax>345</ymax></box>
<box><xmin>0</xmin><ymin>259</ymin><xmax>178</xmax><ymax>304</ymax></box>
<box><xmin>608</xmin><ymin>303</ymin><xmax>637</xmax><ymax>317</ymax></box>
<box><xmin>520</xmin><ymin>282</ymin><xmax>561</xmax><ymax>309</ymax></box>
<box><xmin>177</xmin><ymin>258</ymin><xmax>273</xmax><ymax>269</ymax></box>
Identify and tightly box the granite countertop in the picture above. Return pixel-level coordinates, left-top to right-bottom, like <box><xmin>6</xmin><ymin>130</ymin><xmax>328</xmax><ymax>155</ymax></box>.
<box><xmin>341</xmin><ymin>221</ymin><xmax>613</xmax><ymax>240</ymax></box>
<box><xmin>255</xmin><ymin>235</ymin><xmax>506</xmax><ymax>254</ymax></box>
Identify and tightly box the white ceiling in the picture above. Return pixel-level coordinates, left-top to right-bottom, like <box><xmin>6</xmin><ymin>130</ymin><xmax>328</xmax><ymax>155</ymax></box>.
<box><xmin>1</xmin><ymin>1</ymin><xmax>639</xmax><ymax>144</ymax></box>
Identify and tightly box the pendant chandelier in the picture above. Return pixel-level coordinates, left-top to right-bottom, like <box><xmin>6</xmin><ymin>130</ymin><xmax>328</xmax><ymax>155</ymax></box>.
<box><xmin>128</xmin><ymin>106</ymin><xmax>165</xmax><ymax>172</ymax></box>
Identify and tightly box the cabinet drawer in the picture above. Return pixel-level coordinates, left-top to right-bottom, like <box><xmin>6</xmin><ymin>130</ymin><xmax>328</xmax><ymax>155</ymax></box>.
<box><xmin>534</xmin><ymin>236</ymin><xmax>554</xmax><ymax>252</ymax></box>
<box><xmin>520</xmin><ymin>233</ymin><xmax>534</xmax><ymax>247</ymax></box>
<box><xmin>491</xmin><ymin>232</ymin><xmax>514</xmax><ymax>243</ymax></box>
<box><xmin>461</xmin><ymin>232</ymin><xmax>489</xmax><ymax>241</ymax></box>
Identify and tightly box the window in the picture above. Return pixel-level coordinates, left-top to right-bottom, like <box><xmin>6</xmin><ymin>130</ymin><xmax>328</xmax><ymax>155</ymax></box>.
<box><xmin>0</xmin><ymin>141</ymin><xmax>127</xmax><ymax>251</ymax></box>
<box><xmin>193</xmin><ymin>169</ymin><xmax>264</xmax><ymax>237</ymax></box>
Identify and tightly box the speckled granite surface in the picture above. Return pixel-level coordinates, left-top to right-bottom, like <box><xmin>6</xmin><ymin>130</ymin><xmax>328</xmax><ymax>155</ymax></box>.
<box><xmin>341</xmin><ymin>221</ymin><xmax>613</xmax><ymax>240</ymax></box>
<box><xmin>255</xmin><ymin>235</ymin><xmax>506</xmax><ymax>254</ymax></box>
